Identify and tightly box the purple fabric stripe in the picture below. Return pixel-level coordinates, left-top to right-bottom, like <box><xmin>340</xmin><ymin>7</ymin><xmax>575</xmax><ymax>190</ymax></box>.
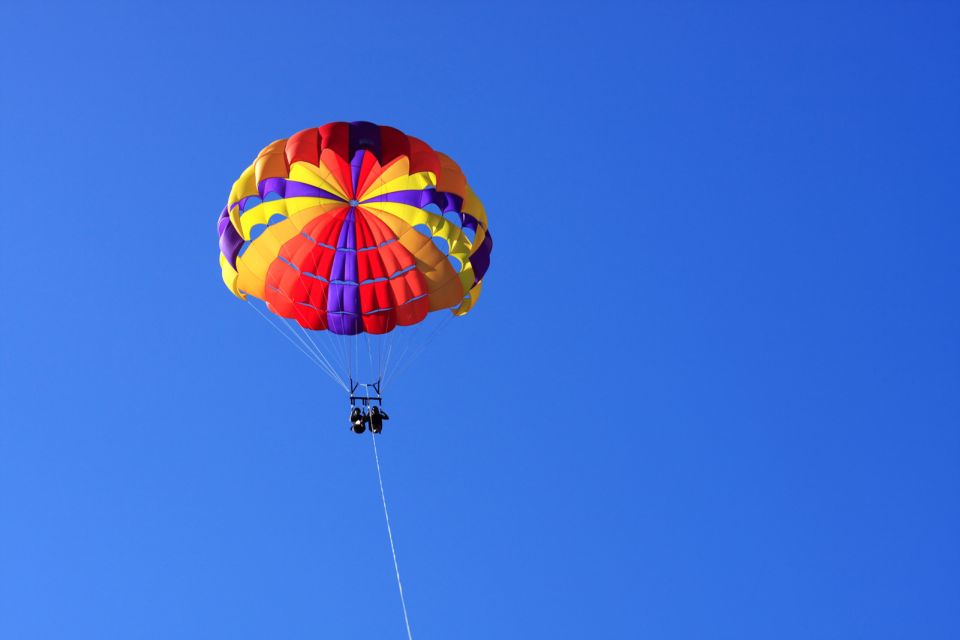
<box><xmin>362</xmin><ymin>189</ymin><xmax>462</xmax><ymax>213</ymax></box>
<box><xmin>234</xmin><ymin>196</ymin><xmax>256</xmax><ymax>212</ymax></box>
<box><xmin>217</xmin><ymin>207</ymin><xmax>244</xmax><ymax>268</ymax></box>
<box><xmin>349</xmin><ymin>121</ymin><xmax>381</xmax><ymax>160</ymax></box>
<box><xmin>219</xmin><ymin>226</ymin><xmax>244</xmax><ymax>268</ymax></box>
<box><xmin>327</xmin><ymin>208</ymin><xmax>361</xmax><ymax>335</ymax></box>
<box><xmin>258</xmin><ymin>177</ymin><xmax>343</xmax><ymax>201</ymax></box>
<box><xmin>460</xmin><ymin>212</ymin><xmax>480</xmax><ymax>233</ymax></box>
<box><xmin>217</xmin><ymin>207</ymin><xmax>231</xmax><ymax>235</ymax></box>
<box><xmin>469</xmin><ymin>231</ymin><xmax>493</xmax><ymax>284</ymax></box>
<box><xmin>440</xmin><ymin>191</ymin><xmax>464</xmax><ymax>212</ymax></box>
<box><xmin>349</xmin><ymin>150</ymin><xmax>365</xmax><ymax>198</ymax></box>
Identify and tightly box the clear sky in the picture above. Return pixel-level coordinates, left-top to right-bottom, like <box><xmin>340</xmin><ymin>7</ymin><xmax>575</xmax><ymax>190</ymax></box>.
<box><xmin>1</xmin><ymin>2</ymin><xmax>958</xmax><ymax>638</ymax></box>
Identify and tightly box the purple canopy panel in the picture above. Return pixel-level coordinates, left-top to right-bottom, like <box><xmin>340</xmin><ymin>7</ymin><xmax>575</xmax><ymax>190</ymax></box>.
<box><xmin>217</xmin><ymin>207</ymin><xmax>231</xmax><ymax>234</ymax></box>
<box><xmin>362</xmin><ymin>188</ymin><xmax>464</xmax><ymax>215</ymax></box>
<box><xmin>327</xmin><ymin>208</ymin><xmax>362</xmax><ymax>335</ymax></box>
<box><xmin>470</xmin><ymin>231</ymin><xmax>493</xmax><ymax>284</ymax></box>
<box><xmin>460</xmin><ymin>212</ymin><xmax>480</xmax><ymax>233</ymax></box>
<box><xmin>348</xmin><ymin>121</ymin><xmax>382</xmax><ymax>159</ymax></box>
<box><xmin>217</xmin><ymin>207</ymin><xmax>244</xmax><ymax>267</ymax></box>
<box><xmin>257</xmin><ymin>177</ymin><xmax>343</xmax><ymax>201</ymax></box>
<box><xmin>349</xmin><ymin>150</ymin><xmax>366</xmax><ymax>198</ymax></box>
<box><xmin>440</xmin><ymin>191</ymin><xmax>464</xmax><ymax>212</ymax></box>
<box><xmin>219</xmin><ymin>226</ymin><xmax>244</xmax><ymax>268</ymax></box>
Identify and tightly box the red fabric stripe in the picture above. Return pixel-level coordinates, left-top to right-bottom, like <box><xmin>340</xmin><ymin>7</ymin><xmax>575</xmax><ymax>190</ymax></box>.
<box><xmin>360</xmin><ymin>212</ymin><xmax>420</xmax><ymax>282</ymax></box>
<box><xmin>355</xmin><ymin>151</ymin><xmax>379</xmax><ymax>197</ymax></box>
<box><xmin>302</xmin><ymin>207</ymin><xmax>349</xmax><ymax>248</ymax></box>
<box><xmin>406</xmin><ymin>136</ymin><xmax>440</xmax><ymax>176</ymax></box>
<box><xmin>377</xmin><ymin>126</ymin><xmax>410</xmax><ymax>167</ymax></box>
<box><xmin>285</xmin><ymin>128</ymin><xmax>320</xmax><ymax>166</ymax></box>
<box><xmin>354</xmin><ymin>212</ymin><xmax>391</xmax><ymax>283</ymax></box>
<box><xmin>318</xmin><ymin>122</ymin><xmax>349</xmax><ymax>160</ymax></box>
<box><xmin>360</xmin><ymin>280</ymin><xmax>397</xmax><ymax>334</ymax></box>
<box><xmin>395</xmin><ymin>295</ymin><xmax>430</xmax><ymax>326</ymax></box>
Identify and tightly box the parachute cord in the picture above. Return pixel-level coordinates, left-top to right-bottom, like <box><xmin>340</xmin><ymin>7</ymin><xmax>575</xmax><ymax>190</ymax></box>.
<box><xmin>370</xmin><ymin>432</ymin><xmax>414</xmax><ymax>640</ymax></box>
<box><xmin>245</xmin><ymin>299</ymin><xmax>348</xmax><ymax>392</ymax></box>
<box><xmin>382</xmin><ymin>312</ymin><xmax>454</xmax><ymax>391</ymax></box>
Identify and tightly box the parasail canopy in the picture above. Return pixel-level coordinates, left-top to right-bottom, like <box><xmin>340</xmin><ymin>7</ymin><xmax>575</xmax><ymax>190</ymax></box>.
<box><xmin>218</xmin><ymin>121</ymin><xmax>492</xmax><ymax>337</ymax></box>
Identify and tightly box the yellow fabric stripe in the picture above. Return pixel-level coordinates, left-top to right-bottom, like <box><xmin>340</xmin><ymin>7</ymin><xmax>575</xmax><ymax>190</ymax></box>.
<box><xmin>453</xmin><ymin>280</ymin><xmax>483</xmax><ymax>316</ymax></box>
<box><xmin>237</xmin><ymin>197</ymin><xmax>343</xmax><ymax>238</ymax></box>
<box><xmin>356</xmin><ymin>156</ymin><xmax>413</xmax><ymax>199</ymax></box>
<box><xmin>457</xmin><ymin>260</ymin><xmax>475</xmax><ymax>294</ymax></box>
<box><xmin>235</xmin><ymin>218</ymin><xmax>303</xmax><ymax>300</ymax></box>
<box><xmin>220</xmin><ymin>253</ymin><xmax>244</xmax><ymax>299</ymax></box>
<box><xmin>359</xmin><ymin>169</ymin><xmax>436</xmax><ymax>201</ymax></box>
<box><xmin>463</xmin><ymin>184</ymin><xmax>487</xmax><ymax>248</ymax></box>
<box><xmin>289</xmin><ymin>158</ymin><xmax>349</xmax><ymax>199</ymax></box>
<box><xmin>227</xmin><ymin>164</ymin><xmax>257</xmax><ymax>232</ymax></box>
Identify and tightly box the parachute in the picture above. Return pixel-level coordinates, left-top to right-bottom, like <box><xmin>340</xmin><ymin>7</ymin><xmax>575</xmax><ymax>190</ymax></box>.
<box><xmin>217</xmin><ymin>121</ymin><xmax>493</xmax><ymax>415</ymax></box>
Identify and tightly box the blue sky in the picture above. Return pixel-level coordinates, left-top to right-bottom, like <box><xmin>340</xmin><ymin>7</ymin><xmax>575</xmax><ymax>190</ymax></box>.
<box><xmin>1</xmin><ymin>2</ymin><xmax>958</xmax><ymax>638</ymax></box>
